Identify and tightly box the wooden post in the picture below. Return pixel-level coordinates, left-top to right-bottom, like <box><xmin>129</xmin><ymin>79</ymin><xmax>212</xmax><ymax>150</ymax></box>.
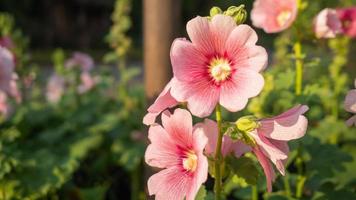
<box><xmin>143</xmin><ymin>0</ymin><xmax>181</xmax><ymax>100</ymax></box>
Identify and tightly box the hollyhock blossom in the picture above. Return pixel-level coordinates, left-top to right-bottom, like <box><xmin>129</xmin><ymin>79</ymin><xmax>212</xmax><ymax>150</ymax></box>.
<box><xmin>77</xmin><ymin>72</ymin><xmax>96</xmax><ymax>94</ymax></box>
<box><xmin>313</xmin><ymin>8</ymin><xmax>343</xmax><ymax>39</ymax></box>
<box><xmin>344</xmin><ymin>80</ymin><xmax>356</xmax><ymax>126</ymax></box>
<box><xmin>337</xmin><ymin>7</ymin><xmax>356</xmax><ymax>38</ymax></box>
<box><xmin>65</xmin><ymin>52</ymin><xmax>94</xmax><ymax>72</ymax></box>
<box><xmin>145</xmin><ymin>108</ymin><xmax>208</xmax><ymax>200</ymax></box>
<box><xmin>0</xmin><ymin>36</ymin><xmax>15</xmax><ymax>49</ymax></box>
<box><xmin>9</xmin><ymin>73</ymin><xmax>22</xmax><ymax>103</ymax></box>
<box><xmin>143</xmin><ymin>78</ymin><xmax>178</xmax><ymax>125</ymax></box>
<box><xmin>0</xmin><ymin>91</ymin><xmax>10</xmax><ymax>117</ymax></box>
<box><xmin>251</xmin><ymin>0</ymin><xmax>298</xmax><ymax>33</ymax></box>
<box><xmin>237</xmin><ymin>105</ymin><xmax>309</xmax><ymax>191</ymax></box>
<box><xmin>0</xmin><ymin>47</ymin><xmax>15</xmax><ymax>94</ymax></box>
<box><xmin>46</xmin><ymin>74</ymin><xmax>65</xmax><ymax>103</ymax></box>
<box><xmin>170</xmin><ymin>15</ymin><xmax>267</xmax><ymax>117</ymax></box>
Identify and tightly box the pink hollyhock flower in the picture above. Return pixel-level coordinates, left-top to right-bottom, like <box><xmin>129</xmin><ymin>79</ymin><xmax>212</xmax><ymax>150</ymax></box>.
<box><xmin>313</xmin><ymin>8</ymin><xmax>343</xmax><ymax>38</ymax></box>
<box><xmin>145</xmin><ymin>108</ymin><xmax>208</xmax><ymax>200</ymax></box>
<box><xmin>198</xmin><ymin>118</ymin><xmax>251</xmax><ymax>157</ymax></box>
<box><xmin>65</xmin><ymin>52</ymin><xmax>94</xmax><ymax>72</ymax></box>
<box><xmin>77</xmin><ymin>72</ymin><xmax>97</xmax><ymax>94</ymax></box>
<box><xmin>0</xmin><ymin>36</ymin><xmax>15</xmax><ymax>49</ymax></box>
<box><xmin>0</xmin><ymin>91</ymin><xmax>10</xmax><ymax>117</ymax></box>
<box><xmin>246</xmin><ymin>105</ymin><xmax>309</xmax><ymax>191</ymax></box>
<box><xmin>344</xmin><ymin>80</ymin><xmax>356</xmax><ymax>126</ymax></box>
<box><xmin>143</xmin><ymin>78</ymin><xmax>179</xmax><ymax>125</ymax></box>
<box><xmin>337</xmin><ymin>7</ymin><xmax>356</xmax><ymax>38</ymax></box>
<box><xmin>170</xmin><ymin>15</ymin><xmax>267</xmax><ymax>117</ymax></box>
<box><xmin>46</xmin><ymin>74</ymin><xmax>65</xmax><ymax>103</ymax></box>
<box><xmin>251</xmin><ymin>0</ymin><xmax>298</xmax><ymax>33</ymax></box>
<box><xmin>0</xmin><ymin>47</ymin><xmax>15</xmax><ymax>94</ymax></box>
<box><xmin>9</xmin><ymin>73</ymin><xmax>22</xmax><ymax>103</ymax></box>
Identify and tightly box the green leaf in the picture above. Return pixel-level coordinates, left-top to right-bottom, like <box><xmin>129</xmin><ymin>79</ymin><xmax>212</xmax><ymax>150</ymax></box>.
<box><xmin>226</xmin><ymin>156</ymin><xmax>259</xmax><ymax>185</ymax></box>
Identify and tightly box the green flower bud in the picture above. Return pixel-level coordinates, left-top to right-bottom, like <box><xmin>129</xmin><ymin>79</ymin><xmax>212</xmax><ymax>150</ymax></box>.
<box><xmin>235</xmin><ymin>115</ymin><xmax>259</xmax><ymax>133</ymax></box>
<box><xmin>224</xmin><ymin>4</ymin><xmax>247</xmax><ymax>25</ymax></box>
<box><xmin>210</xmin><ymin>6</ymin><xmax>223</xmax><ymax>17</ymax></box>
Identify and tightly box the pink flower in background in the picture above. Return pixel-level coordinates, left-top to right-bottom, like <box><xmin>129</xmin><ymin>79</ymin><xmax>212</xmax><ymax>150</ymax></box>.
<box><xmin>143</xmin><ymin>78</ymin><xmax>178</xmax><ymax>125</ymax></box>
<box><xmin>0</xmin><ymin>47</ymin><xmax>15</xmax><ymax>94</ymax></box>
<box><xmin>313</xmin><ymin>8</ymin><xmax>343</xmax><ymax>38</ymax></box>
<box><xmin>0</xmin><ymin>36</ymin><xmax>15</xmax><ymax>49</ymax></box>
<box><xmin>251</xmin><ymin>0</ymin><xmax>298</xmax><ymax>33</ymax></box>
<box><xmin>198</xmin><ymin>119</ymin><xmax>251</xmax><ymax>157</ymax></box>
<box><xmin>170</xmin><ymin>15</ymin><xmax>267</xmax><ymax>117</ymax></box>
<box><xmin>9</xmin><ymin>73</ymin><xmax>22</xmax><ymax>103</ymax></box>
<box><xmin>46</xmin><ymin>74</ymin><xmax>65</xmax><ymax>103</ymax></box>
<box><xmin>65</xmin><ymin>52</ymin><xmax>94</xmax><ymax>72</ymax></box>
<box><xmin>145</xmin><ymin>109</ymin><xmax>208</xmax><ymax>200</ymax></box>
<box><xmin>243</xmin><ymin>105</ymin><xmax>309</xmax><ymax>191</ymax></box>
<box><xmin>77</xmin><ymin>72</ymin><xmax>97</xmax><ymax>94</ymax></box>
<box><xmin>337</xmin><ymin>7</ymin><xmax>356</xmax><ymax>38</ymax></box>
<box><xmin>344</xmin><ymin>80</ymin><xmax>356</xmax><ymax>126</ymax></box>
<box><xmin>0</xmin><ymin>91</ymin><xmax>10</xmax><ymax>117</ymax></box>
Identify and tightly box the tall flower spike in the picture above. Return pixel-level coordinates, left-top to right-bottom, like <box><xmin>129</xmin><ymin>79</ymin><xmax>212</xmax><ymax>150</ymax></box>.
<box><xmin>313</xmin><ymin>8</ymin><xmax>343</xmax><ymax>39</ymax></box>
<box><xmin>145</xmin><ymin>108</ymin><xmax>208</xmax><ymax>200</ymax></box>
<box><xmin>344</xmin><ymin>80</ymin><xmax>356</xmax><ymax>126</ymax></box>
<box><xmin>170</xmin><ymin>14</ymin><xmax>267</xmax><ymax>117</ymax></box>
<box><xmin>234</xmin><ymin>105</ymin><xmax>309</xmax><ymax>192</ymax></box>
<box><xmin>251</xmin><ymin>0</ymin><xmax>298</xmax><ymax>33</ymax></box>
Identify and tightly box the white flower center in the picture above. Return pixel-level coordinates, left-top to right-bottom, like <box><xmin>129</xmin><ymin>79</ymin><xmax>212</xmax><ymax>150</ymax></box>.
<box><xmin>209</xmin><ymin>58</ymin><xmax>231</xmax><ymax>82</ymax></box>
<box><xmin>182</xmin><ymin>151</ymin><xmax>198</xmax><ymax>172</ymax></box>
<box><xmin>277</xmin><ymin>10</ymin><xmax>292</xmax><ymax>27</ymax></box>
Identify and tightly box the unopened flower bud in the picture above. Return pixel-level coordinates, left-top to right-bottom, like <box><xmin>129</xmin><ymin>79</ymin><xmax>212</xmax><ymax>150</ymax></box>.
<box><xmin>235</xmin><ymin>115</ymin><xmax>259</xmax><ymax>133</ymax></box>
<box><xmin>210</xmin><ymin>6</ymin><xmax>223</xmax><ymax>17</ymax></box>
<box><xmin>224</xmin><ymin>5</ymin><xmax>247</xmax><ymax>25</ymax></box>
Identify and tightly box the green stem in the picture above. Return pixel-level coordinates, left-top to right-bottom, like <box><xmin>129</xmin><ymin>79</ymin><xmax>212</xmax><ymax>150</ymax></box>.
<box><xmin>294</xmin><ymin>41</ymin><xmax>303</xmax><ymax>95</ymax></box>
<box><xmin>252</xmin><ymin>185</ymin><xmax>258</xmax><ymax>200</ymax></box>
<box><xmin>214</xmin><ymin>104</ymin><xmax>223</xmax><ymax>200</ymax></box>
<box><xmin>283</xmin><ymin>173</ymin><xmax>291</xmax><ymax>197</ymax></box>
<box><xmin>296</xmin><ymin>175</ymin><xmax>306</xmax><ymax>198</ymax></box>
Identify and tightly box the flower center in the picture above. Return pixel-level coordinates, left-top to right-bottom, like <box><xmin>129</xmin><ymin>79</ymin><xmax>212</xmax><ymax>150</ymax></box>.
<box><xmin>182</xmin><ymin>151</ymin><xmax>198</xmax><ymax>172</ymax></box>
<box><xmin>209</xmin><ymin>58</ymin><xmax>232</xmax><ymax>82</ymax></box>
<box><xmin>277</xmin><ymin>10</ymin><xmax>292</xmax><ymax>27</ymax></box>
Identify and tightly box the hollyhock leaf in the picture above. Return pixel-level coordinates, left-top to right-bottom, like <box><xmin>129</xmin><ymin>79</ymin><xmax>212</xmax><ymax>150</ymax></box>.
<box><xmin>194</xmin><ymin>186</ymin><xmax>207</xmax><ymax>200</ymax></box>
<box><xmin>226</xmin><ymin>156</ymin><xmax>259</xmax><ymax>185</ymax></box>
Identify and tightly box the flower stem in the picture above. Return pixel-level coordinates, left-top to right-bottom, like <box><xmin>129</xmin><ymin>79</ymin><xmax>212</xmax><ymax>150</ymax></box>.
<box><xmin>252</xmin><ymin>185</ymin><xmax>258</xmax><ymax>200</ymax></box>
<box><xmin>214</xmin><ymin>104</ymin><xmax>223</xmax><ymax>200</ymax></box>
<box><xmin>294</xmin><ymin>41</ymin><xmax>303</xmax><ymax>96</ymax></box>
<box><xmin>283</xmin><ymin>173</ymin><xmax>291</xmax><ymax>197</ymax></box>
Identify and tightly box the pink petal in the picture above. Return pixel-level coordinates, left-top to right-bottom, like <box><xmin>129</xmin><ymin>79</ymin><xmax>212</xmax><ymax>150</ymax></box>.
<box><xmin>344</xmin><ymin>89</ymin><xmax>356</xmax><ymax>113</ymax></box>
<box><xmin>346</xmin><ymin>115</ymin><xmax>356</xmax><ymax>127</ymax></box>
<box><xmin>313</xmin><ymin>8</ymin><xmax>343</xmax><ymax>39</ymax></box>
<box><xmin>219</xmin><ymin>69</ymin><xmax>264</xmax><ymax>112</ymax></box>
<box><xmin>161</xmin><ymin>108</ymin><xmax>194</xmax><ymax>148</ymax></box>
<box><xmin>250</xmin><ymin>131</ymin><xmax>288</xmax><ymax>164</ymax></box>
<box><xmin>259</xmin><ymin>105</ymin><xmax>309</xmax><ymax>141</ymax></box>
<box><xmin>0</xmin><ymin>47</ymin><xmax>15</xmax><ymax>93</ymax></box>
<box><xmin>269</xmin><ymin>139</ymin><xmax>289</xmax><ymax>175</ymax></box>
<box><xmin>170</xmin><ymin>39</ymin><xmax>208</xmax><ymax>82</ymax></box>
<box><xmin>143</xmin><ymin>78</ymin><xmax>179</xmax><ymax>125</ymax></box>
<box><xmin>210</xmin><ymin>14</ymin><xmax>236</xmax><ymax>54</ymax></box>
<box><xmin>170</xmin><ymin>78</ymin><xmax>219</xmax><ymax>118</ymax></box>
<box><xmin>233</xmin><ymin>46</ymin><xmax>268</xmax><ymax>73</ymax></box>
<box><xmin>231</xmin><ymin>140</ymin><xmax>252</xmax><ymax>157</ymax></box>
<box><xmin>197</xmin><ymin>119</ymin><xmax>233</xmax><ymax>156</ymax></box>
<box><xmin>148</xmin><ymin>166</ymin><xmax>192</xmax><ymax>200</ymax></box>
<box><xmin>145</xmin><ymin>125</ymin><xmax>180</xmax><ymax>168</ymax></box>
<box><xmin>225</xmin><ymin>24</ymin><xmax>257</xmax><ymax>53</ymax></box>
<box><xmin>186</xmin><ymin>16</ymin><xmax>214</xmax><ymax>55</ymax></box>
<box><xmin>253</xmin><ymin>147</ymin><xmax>275</xmax><ymax>192</ymax></box>
<box><xmin>192</xmin><ymin>124</ymin><xmax>209</xmax><ymax>153</ymax></box>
